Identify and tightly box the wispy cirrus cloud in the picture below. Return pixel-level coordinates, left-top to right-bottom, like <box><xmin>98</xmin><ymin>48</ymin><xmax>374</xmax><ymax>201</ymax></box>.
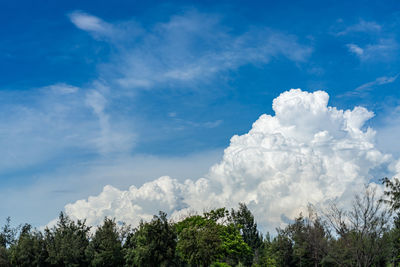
<box><xmin>355</xmin><ymin>74</ymin><xmax>398</xmax><ymax>92</ymax></box>
<box><xmin>68</xmin><ymin>11</ymin><xmax>115</xmax><ymax>37</ymax></box>
<box><xmin>346</xmin><ymin>38</ymin><xmax>398</xmax><ymax>61</ymax></box>
<box><xmin>167</xmin><ymin>112</ymin><xmax>223</xmax><ymax>131</ymax></box>
<box><xmin>68</xmin><ymin>11</ymin><xmax>313</xmax><ymax>91</ymax></box>
<box><xmin>337</xmin><ymin>19</ymin><xmax>382</xmax><ymax>36</ymax></box>
<box><xmin>0</xmin><ymin>81</ymin><xmax>135</xmax><ymax>175</ymax></box>
<box><xmin>0</xmin><ymin>86</ymin><xmax>90</xmax><ymax>173</ymax></box>
<box><xmin>336</xmin><ymin>20</ymin><xmax>398</xmax><ymax>62</ymax></box>
<box><xmin>44</xmin><ymin>83</ymin><xmax>80</xmax><ymax>94</ymax></box>
<box><xmin>339</xmin><ymin>73</ymin><xmax>399</xmax><ymax>98</ymax></box>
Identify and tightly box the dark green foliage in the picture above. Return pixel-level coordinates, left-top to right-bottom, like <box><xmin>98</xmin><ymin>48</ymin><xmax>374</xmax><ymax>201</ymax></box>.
<box><xmin>387</xmin><ymin>213</ymin><xmax>400</xmax><ymax>266</ymax></box>
<box><xmin>0</xmin><ymin>246</ymin><xmax>10</xmax><ymax>267</ymax></box>
<box><xmin>0</xmin><ymin>217</ymin><xmax>18</xmax><ymax>267</ymax></box>
<box><xmin>382</xmin><ymin>177</ymin><xmax>400</xmax><ymax>211</ymax></box>
<box><xmin>288</xmin><ymin>214</ymin><xmax>328</xmax><ymax>267</ymax></box>
<box><xmin>272</xmin><ymin>228</ymin><xmax>295</xmax><ymax>267</ymax></box>
<box><xmin>381</xmin><ymin>178</ymin><xmax>400</xmax><ymax>265</ymax></box>
<box><xmin>230</xmin><ymin>203</ymin><xmax>263</xmax><ymax>266</ymax></box>
<box><xmin>210</xmin><ymin>262</ymin><xmax>231</xmax><ymax>267</ymax></box>
<box><xmin>175</xmin><ymin>215</ymin><xmax>207</xmax><ymax>234</ymax></box>
<box><xmin>44</xmin><ymin>212</ymin><xmax>91</xmax><ymax>267</ymax></box>
<box><xmin>85</xmin><ymin>218</ymin><xmax>124</xmax><ymax>267</ymax></box>
<box><xmin>9</xmin><ymin>224</ymin><xmax>48</xmax><ymax>267</ymax></box>
<box><xmin>176</xmin><ymin>209</ymin><xmax>251</xmax><ymax>266</ymax></box>
<box><xmin>176</xmin><ymin>217</ymin><xmax>222</xmax><ymax>266</ymax></box>
<box><xmin>254</xmin><ymin>235</ymin><xmax>277</xmax><ymax>267</ymax></box>
<box><xmin>124</xmin><ymin>211</ymin><xmax>176</xmax><ymax>267</ymax></box>
<box><xmin>231</xmin><ymin>203</ymin><xmax>263</xmax><ymax>251</ymax></box>
<box><xmin>0</xmin><ymin>217</ymin><xmax>17</xmax><ymax>248</ymax></box>
<box><xmin>204</xmin><ymin>208</ymin><xmax>230</xmax><ymax>223</ymax></box>
<box><xmin>265</xmin><ymin>211</ymin><xmax>329</xmax><ymax>267</ymax></box>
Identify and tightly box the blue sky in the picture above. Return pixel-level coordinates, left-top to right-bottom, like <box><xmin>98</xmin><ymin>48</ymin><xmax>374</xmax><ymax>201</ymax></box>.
<box><xmin>1</xmin><ymin>0</ymin><xmax>400</xmax><ymax>227</ymax></box>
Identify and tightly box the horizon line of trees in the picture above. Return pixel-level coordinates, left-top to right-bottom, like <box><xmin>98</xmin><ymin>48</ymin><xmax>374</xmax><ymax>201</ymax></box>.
<box><xmin>1</xmin><ymin>178</ymin><xmax>400</xmax><ymax>267</ymax></box>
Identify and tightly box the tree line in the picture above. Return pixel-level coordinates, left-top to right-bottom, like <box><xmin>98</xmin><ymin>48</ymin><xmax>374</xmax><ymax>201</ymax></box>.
<box><xmin>1</xmin><ymin>178</ymin><xmax>400</xmax><ymax>267</ymax></box>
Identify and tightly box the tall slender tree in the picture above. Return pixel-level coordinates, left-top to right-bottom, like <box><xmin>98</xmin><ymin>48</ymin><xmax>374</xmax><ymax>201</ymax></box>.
<box><xmin>86</xmin><ymin>218</ymin><xmax>124</xmax><ymax>267</ymax></box>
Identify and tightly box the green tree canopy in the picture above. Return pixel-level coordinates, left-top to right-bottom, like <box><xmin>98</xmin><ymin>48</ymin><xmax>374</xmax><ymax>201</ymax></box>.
<box><xmin>124</xmin><ymin>211</ymin><xmax>176</xmax><ymax>267</ymax></box>
<box><xmin>85</xmin><ymin>218</ymin><xmax>124</xmax><ymax>267</ymax></box>
<box><xmin>230</xmin><ymin>203</ymin><xmax>263</xmax><ymax>251</ymax></box>
<box><xmin>44</xmin><ymin>212</ymin><xmax>91</xmax><ymax>267</ymax></box>
<box><xmin>176</xmin><ymin>209</ymin><xmax>251</xmax><ymax>266</ymax></box>
<box><xmin>9</xmin><ymin>224</ymin><xmax>48</xmax><ymax>267</ymax></box>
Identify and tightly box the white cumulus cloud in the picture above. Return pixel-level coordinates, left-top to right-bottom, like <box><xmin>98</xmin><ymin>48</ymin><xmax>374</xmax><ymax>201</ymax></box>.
<box><xmin>63</xmin><ymin>89</ymin><xmax>397</xmax><ymax>232</ymax></box>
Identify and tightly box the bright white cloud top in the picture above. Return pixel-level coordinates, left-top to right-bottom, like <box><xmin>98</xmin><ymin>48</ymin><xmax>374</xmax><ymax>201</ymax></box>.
<box><xmin>64</xmin><ymin>89</ymin><xmax>400</xmax><ymax>232</ymax></box>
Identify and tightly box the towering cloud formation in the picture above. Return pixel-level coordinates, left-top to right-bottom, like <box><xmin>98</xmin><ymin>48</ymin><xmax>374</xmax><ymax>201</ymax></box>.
<box><xmin>64</xmin><ymin>89</ymin><xmax>398</xmax><ymax>232</ymax></box>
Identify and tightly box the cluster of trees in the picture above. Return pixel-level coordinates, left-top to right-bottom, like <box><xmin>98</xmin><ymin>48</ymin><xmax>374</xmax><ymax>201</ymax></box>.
<box><xmin>0</xmin><ymin>204</ymin><xmax>260</xmax><ymax>267</ymax></box>
<box><xmin>1</xmin><ymin>178</ymin><xmax>400</xmax><ymax>266</ymax></box>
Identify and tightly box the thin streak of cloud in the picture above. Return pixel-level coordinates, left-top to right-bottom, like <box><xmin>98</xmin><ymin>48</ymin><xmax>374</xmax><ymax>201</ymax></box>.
<box><xmin>339</xmin><ymin>74</ymin><xmax>399</xmax><ymax>98</ymax></box>
<box><xmin>355</xmin><ymin>74</ymin><xmax>399</xmax><ymax>92</ymax></box>
<box><xmin>337</xmin><ymin>19</ymin><xmax>382</xmax><ymax>36</ymax></box>
<box><xmin>44</xmin><ymin>83</ymin><xmax>79</xmax><ymax>94</ymax></box>
<box><xmin>169</xmin><ymin>117</ymin><xmax>223</xmax><ymax>131</ymax></box>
